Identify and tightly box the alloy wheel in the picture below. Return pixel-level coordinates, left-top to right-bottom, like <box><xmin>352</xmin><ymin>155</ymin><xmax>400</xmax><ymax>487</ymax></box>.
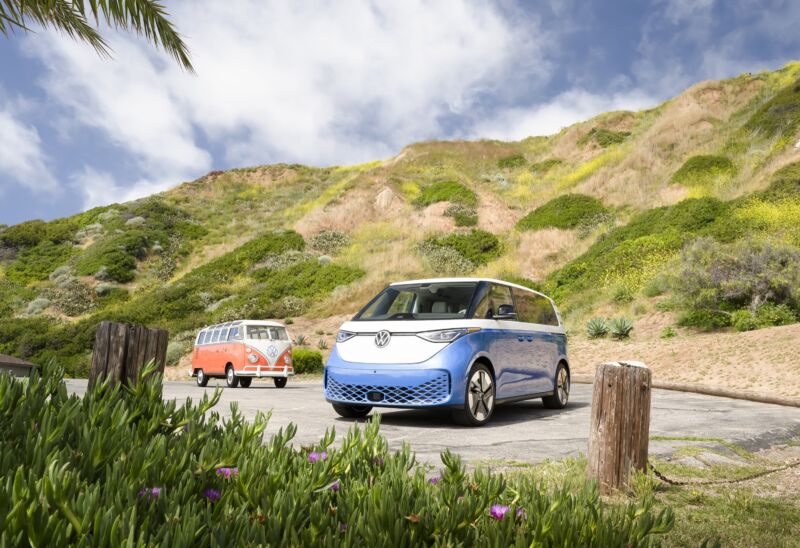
<box><xmin>557</xmin><ymin>367</ymin><xmax>569</xmax><ymax>405</ymax></box>
<box><xmin>467</xmin><ymin>369</ymin><xmax>494</xmax><ymax>421</ymax></box>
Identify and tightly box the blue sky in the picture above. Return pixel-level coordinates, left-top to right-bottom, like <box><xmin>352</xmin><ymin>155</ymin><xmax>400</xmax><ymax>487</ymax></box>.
<box><xmin>1</xmin><ymin>0</ymin><xmax>799</xmax><ymax>225</ymax></box>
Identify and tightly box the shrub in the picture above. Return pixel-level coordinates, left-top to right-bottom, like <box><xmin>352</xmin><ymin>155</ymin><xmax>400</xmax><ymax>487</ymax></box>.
<box><xmin>310</xmin><ymin>230</ymin><xmax>351</xmax><ymax>255</ymax></box>
<box><xmin>420</xmin><ymin>229</ymin><xmax>502</xmax><ymax>268</ymax></box>
<box><xmin>669</xmin><ymin>237</ymin><xmax>800</xmax><ymax>318</ymax></box>
<box><xmin>25</xmin><ymin>297</ymin><xmax>50</xmax><ymax>316</ymax></box>
<box><xmin>517</xmin><ymin>194</ymin><xmax>608</xmax><ymax>231</ymax></box>
<box><xmin>415</xmin><ymin>242</ymin><xmax>475</xmax><ymax>275</ymax></box>
<box><xmin>586</xmin><ymin>317</ymin><xmax>609</xmax><ymax>339</ymax></box>
<box><xmin>413</xmin><ymin>181</ymin><xmax>477</xmax><ymax>207</ymax></box>
<box><xmin>731</xmin><ymin>309</ymin><xmax>759</xmax><ymax>332</ymax></box>
<box><xmin>757</xmin><ymin>161</ymin><xmax>800</xmax><ymax>202</ymax></box>
<box><xmin>609</xmin><ymin>317</ymin><xmax>634</xmax><ymax>339</ymax></box>
<box><xmin>735</xmin><ymin>303</ymin><xmax>798</xmax><ymax>331</ymax></box>
<box><xmin>444</xmin><ymin>203</ymin><xmax>478</xmax><ymax>226</ymax></box>
<box><xmin>0</xmin><ymin>366</ymin><xmax>674</xmax><ymax>545</ymax></box>
<box><xmin>256</xmin><ymin>250</ymin><xmax>314</xmax><ymax>271</ymax></box>
<box><xmin>165</xmin><ymin>340</ymin><xmax>190</xmax><ymax>365</ymax></box>
<box><xmin>497</xmin><ymin>153</ymin><xmax>526</xmax><ymax>169</ymax></box>
<box><xmin>577</xmin><ymin>127</ymin><xmax>630</xmax><ymax>148</ymax></box>
<box><xmin>612</xmin><ymin>285</ymin><xmax>634</xmax><ymax>304</ymax></box>
<box><xmin>660</xmin><ymin>326</ymin><xmax>677</xmax><ymax>339</ymax></box>
<box><xmin>677</xmin><ymin>310</ymin><xmax>731</xmax><ymax>330</ymax></box>
<box><xmin>5</xmin><ymin>241</ymin><xmax>75</xmax><ymax>284</ymax></box>
<box><xmin>530</xmin><ymin>158</ymin><xmax>562</xmax><ymax>173</ymax></box>
<box><xmin>292</xmin><ymin>347</ymin><xmax>322</xmax><ymax>373</ymax></box>
<box><xmin>0</xmin><ymin>219</ymin><xmax>47</xmax><ymax>248</ymax></box>
<box><xmin>671</xmin><ymin>155</ymin><xmax>736</xmax><ymax>188</ymax></box>
<box><xmin>46</xmin><ymin>278</ymin><xmax>96</xmax><ymax>317</ymax></box>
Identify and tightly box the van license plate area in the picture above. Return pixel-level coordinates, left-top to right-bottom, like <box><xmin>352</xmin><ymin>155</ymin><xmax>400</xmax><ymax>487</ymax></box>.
<box><xmin>367</xmin><ymin>391</ymin><xmax>384</xmax><ymax>402</ymax></box>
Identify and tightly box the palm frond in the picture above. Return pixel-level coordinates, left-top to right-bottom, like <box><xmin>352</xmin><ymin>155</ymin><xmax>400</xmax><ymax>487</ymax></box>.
<box><xmin>0</xmin><ymin>0</ymin><xmax>192</xmax><ymax>71</ymax></box>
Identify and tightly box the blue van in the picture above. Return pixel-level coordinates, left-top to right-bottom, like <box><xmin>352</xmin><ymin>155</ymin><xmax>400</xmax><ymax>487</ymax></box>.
<box><xmin>324</xmin><ymin>278</ymin><xmax>570</xmax><ymax>426</ymax></box>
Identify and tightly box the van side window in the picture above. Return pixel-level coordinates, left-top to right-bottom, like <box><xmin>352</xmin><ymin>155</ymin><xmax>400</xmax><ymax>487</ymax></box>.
<box><xmin>211</xmin><ymin>329</ymin><xmax>221</xmax><ymax>343</ymax></box>
<box><xmin>268</xmin><ymin>327</ymin><xmax>289</xmax><ymax>341</ymax></box>
<box><xmin>228</xmin><ymin>327</ymin><xmax>242</xmax><ymax>341</ymax></box>
<box><xmin>473</xmin><ymin>284</ymin><xmax>514</xmax><ymax>319</ymax></box>
<box><xmin>197</xmin><ymin>331</ymin><xmax>206</xmax><ymax>345</ymax></box>
<box><xmin>514</xmin><ymin>290</ymin><xmax>560</xmax><ymax>326</ymax></box>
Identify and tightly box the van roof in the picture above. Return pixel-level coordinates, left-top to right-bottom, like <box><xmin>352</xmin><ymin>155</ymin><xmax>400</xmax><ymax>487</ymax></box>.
<box><xmin>389</xmin><ymin>277</ymin><xmax>551</xmax><ymax>300</ymax></box>
<box><xmin>198</xmin><ymin>320</ymin><xmax>286</xmax><ymax>332</ymax></box>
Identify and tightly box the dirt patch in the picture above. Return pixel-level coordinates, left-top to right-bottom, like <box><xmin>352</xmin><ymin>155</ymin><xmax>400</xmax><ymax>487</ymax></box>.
<box><xmin>569</xmin><ymin>323</ymin><xmax>800</xmax><ymax>397</ymax></box>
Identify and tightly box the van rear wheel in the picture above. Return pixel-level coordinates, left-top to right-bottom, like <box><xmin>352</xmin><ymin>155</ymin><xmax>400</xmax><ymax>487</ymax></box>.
<box><xmin>273</xmin><ymin>377</ymin><xmax>287</xmax><ymax>388</ymax></box>
<box><xmin>332</xmin><ymin>404</ymin><xmax>372</xmax><ymax>418</ymax></box>
<box><xmin>196</xmin><ymin>369</ymin><xmax>208</xmax><ymax>387</ymax></box>
<box><xmin>225</xmin><ymin>366</ymin><xmax>239</xmax><ymax>388</ymax></box>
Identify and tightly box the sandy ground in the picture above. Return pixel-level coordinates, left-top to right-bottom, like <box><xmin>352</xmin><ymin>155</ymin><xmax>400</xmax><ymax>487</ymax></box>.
<box><xmin>569</xmin><ymin>323</ymin><xmax>800</xmax><ymax>398</ymax></box>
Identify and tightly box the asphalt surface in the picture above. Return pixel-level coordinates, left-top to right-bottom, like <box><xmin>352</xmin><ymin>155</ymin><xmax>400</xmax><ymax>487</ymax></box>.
<box><xmin>65</xmin><ymin>378</ymin><xmax>800</xmax><ymax>467</ymax></box>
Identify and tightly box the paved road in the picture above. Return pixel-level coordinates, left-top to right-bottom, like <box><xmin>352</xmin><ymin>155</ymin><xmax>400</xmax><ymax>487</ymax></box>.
<box><xmin>65</xmin><ymin>379</ymin><xmax>800</xmax><ymax>467</ymax></box>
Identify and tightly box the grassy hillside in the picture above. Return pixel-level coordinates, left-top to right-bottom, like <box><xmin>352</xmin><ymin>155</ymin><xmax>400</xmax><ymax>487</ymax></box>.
<box><xmin>2</xmin><ymin>62</ymin><xmax>800</xmax><ymax>381</ymax></box>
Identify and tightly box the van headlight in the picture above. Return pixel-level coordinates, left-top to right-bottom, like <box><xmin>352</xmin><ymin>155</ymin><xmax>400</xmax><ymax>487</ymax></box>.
<box><xmin>416</xmin><ymin>328</ymin><xmax>480</xmax><ymax>343</ymax></box>
<box><xmin>248</xmin><ymin>353</ymin><xmax>259</xmax><ymax>364</ymax></box>
<box><xmin>336</xmin><ymin>330</ymin><xmax>356</xmax><ymax>343</ymax></box>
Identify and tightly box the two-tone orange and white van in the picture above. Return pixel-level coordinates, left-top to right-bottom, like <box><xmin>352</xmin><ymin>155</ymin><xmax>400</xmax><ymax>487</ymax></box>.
<box><xmin>189</xmin><ymin>320</ymin><xmax>293</xmax><ymax>388</ymax></box>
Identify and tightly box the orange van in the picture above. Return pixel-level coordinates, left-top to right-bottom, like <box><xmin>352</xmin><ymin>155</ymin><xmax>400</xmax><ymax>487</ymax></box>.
<box><xmin>190</xmin><ymin>320</ymin><xmax>293</xmax><ymax>388</ymax></box>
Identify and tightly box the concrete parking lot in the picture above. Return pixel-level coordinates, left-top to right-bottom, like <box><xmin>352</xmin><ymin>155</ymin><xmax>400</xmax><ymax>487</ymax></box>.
<box><xmin>66</xmin><ymin>378</ymin><xmax>800</xmax><ymax>466</ymax></box>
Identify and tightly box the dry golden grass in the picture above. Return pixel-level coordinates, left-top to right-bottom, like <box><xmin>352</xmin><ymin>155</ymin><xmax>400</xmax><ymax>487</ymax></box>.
<box><xmin>514</xmin><ymin>228</ymin><xmax>589</xmax><ymax>280</ymax></box>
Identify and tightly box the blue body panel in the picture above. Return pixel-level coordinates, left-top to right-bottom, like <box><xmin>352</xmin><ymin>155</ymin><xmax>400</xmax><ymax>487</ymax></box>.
<box><xmin>324</xmin><ymin>329</ymin><xmax>568</xmax><ymax>409</ymax></box>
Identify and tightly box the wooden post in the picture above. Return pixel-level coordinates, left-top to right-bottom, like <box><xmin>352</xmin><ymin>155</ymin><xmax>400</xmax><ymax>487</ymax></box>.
<box><xmin>588</xmin><ymin>361</ymin><xmax>652</xmax><ymax>495</ymax></box>
<box><xmin>88</xmin><ymin>321</ymin><xmax>168</xmax><ymax>389</ymax></box>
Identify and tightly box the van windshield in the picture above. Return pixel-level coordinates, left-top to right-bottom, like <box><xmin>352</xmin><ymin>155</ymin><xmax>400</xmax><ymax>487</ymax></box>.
<box><xmin>355</xmin><ymin>282</ymin><xmax>478</xmax><ymax>321</ymax></box>
<box><xmin>246</xmin><ymin>326</ymin><xmax>289</xmax><ymax>340</ymax></box>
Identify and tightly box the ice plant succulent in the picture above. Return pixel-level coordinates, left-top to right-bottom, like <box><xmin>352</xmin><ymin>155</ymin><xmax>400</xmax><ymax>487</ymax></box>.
<box><xmin>203</xmin><ymin>488</ymin><xmax>221</xmax><ymax>502</ymax></box>
<box><xmin>489</xmin><ymin>505</ymin><xmax>510</xmax><ymax>521</ymax></box>
<box><xmin>216</xmin><ymin>467</ymin><xmax>239</xmax><ymax>479</ymax></box>
<box><xmin>138</xmin><ymin>487</ymin><xmax>162</xmax><ymax>500</ymax></box>
<box><xmin>429</xmin><ymin>475</ymin><xmax>441</xmax><ymax>485</ymax></box>
<box><xmin>308</xmin><ymin>451</ymin><xmax>328</xmax><ymax>463</ymax></box>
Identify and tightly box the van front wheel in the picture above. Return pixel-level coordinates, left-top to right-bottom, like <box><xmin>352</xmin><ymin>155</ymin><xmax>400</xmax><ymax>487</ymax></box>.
<box><xmin>332</xmin><ymin>404</ymin><xmax>372</xmax><ymax>418</ymax></box>
<box><xmin>226</xmin><ymin>366</ymin><xmax>239</xmax><ymax>388</ymax></box>
<box><xmin>196</xmin><ymin>369</ymin><xmax>208</xmax><ymax>387</ymax></box>
<box><xmin>452</xmin><ymin>363</ymin><xmax>495</xmax><ymax>426</ymax></box>
<box><xmin>239</xmin><ymin>377</ymin><xmax>252</xmax><ymax>388</ymax></box>
<box><xmin>542</xmin><ymin>363</ymin><xmax>569</xmax><ymax>409</ymax></box>
<box><xmin>273</xmin><ymin>377</ymin><xmax>287</xmax><ymax>388</ymax></box>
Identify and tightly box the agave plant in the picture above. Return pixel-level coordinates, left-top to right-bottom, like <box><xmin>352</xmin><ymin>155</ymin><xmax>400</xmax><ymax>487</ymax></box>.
<box><xmin>586</xmin><ymin>317</ymin><xmax>609</xmax><ymax>339</ymax></box>
<box><xmin>317</xmin><ymin>339</ymin><xmax>329</xmax><ymax>351</ymax></box>
<box><xmin>294</xmin><ymin>334</ymin><xmax>307</xmax><ymax>346</ymax></box>
<box><xmin>609</xmin><ymin>317</ymin><xmax>634</xmax><ymax>339</ymax></box>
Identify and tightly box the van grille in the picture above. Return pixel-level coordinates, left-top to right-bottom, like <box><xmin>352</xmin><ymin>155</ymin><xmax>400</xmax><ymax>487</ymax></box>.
<box><xmin>325</xmin><ymin>372</ymin><xmax>450</xmax><ymax>406</ymax></box>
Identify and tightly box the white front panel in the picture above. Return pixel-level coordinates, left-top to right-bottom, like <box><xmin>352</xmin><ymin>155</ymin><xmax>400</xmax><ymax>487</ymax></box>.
<box><xmin>336</xmin><ymin>333</ymin><xmax>446</xmax><ymax>364</ymax></box>
<box><xmin>246</xmin><ymin>340</ymin><xmax>291</xmax><ymax>366</ymax></box>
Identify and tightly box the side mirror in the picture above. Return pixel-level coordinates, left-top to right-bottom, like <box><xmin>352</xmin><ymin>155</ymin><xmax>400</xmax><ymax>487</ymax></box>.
<box><xmin>494</xmin><ymin>304</ymin><xmax>517</xmax><ymax>320</ymax></box>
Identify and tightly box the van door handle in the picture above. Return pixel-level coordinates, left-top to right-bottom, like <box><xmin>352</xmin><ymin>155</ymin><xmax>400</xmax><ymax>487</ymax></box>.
<box><xmin>517</xmin><ymin>335</ymin><xmax>525</xmax><ymax>341</ymax></box>
<box><xmin>526</xmin><ymin>335</ymin><xmax>533</xmax><ymax>342</ymax></box>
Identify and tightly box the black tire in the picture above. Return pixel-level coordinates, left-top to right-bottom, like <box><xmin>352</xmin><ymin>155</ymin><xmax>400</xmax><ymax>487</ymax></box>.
<box><xmin>225</xmin><ymin>366</ymin><xmax>239</xmax><ymax>388</ymax></box>
<box><xmin>452</xmin><ymin>362</ymin><xmax>495</xmax><ymax>426</ymax></box>
<box><xmin>273</xmin><ymin>377</ymin><xmax>288</xmax><ymax>389</ymax></box>
<box><xmin>332</xmin><ymin>403</ymin><xmax>372</xmax><ymax>418</ymax></box>
<box><xmin>239</xmin><ymin>377</ymin><xmax>252</xmax><ymax>388</ymax></box>
<box><xmin>542</xmin><ymin>362</ymin><xmax>569</xmax><ymax>409</ymax></box>
<box><xmin>196</xmin><ymin>369</ymin><xmax>209</xmax><ymax>387</ymax></box>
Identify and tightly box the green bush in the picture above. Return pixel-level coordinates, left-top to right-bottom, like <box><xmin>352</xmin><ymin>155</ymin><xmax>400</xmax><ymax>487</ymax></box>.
<box><xmin>734</xmin><ymin>303</ymin><xmax>798</xmax><ymax>331</ymax></box>
<box><xmin>413</xmin><ymin>181</ymin><xmax>477</xmax><ymax>207</ymax></box>
<box><xmin>731</xmin><ymin>310</ymin><xmax>759</xmax><ymax>332</ymax></box>
<box><xmin>530</xmin><ymin>158</ymin><xmax>562</xmax><ymax>173</ymax></box>
<box><xmin>677</xmin><ymin>310</ymin><xmax>731</xmax><ymax>330</ymax></box>
<box><xmin>292</xmin><ymin>348</ymin><xmax>323</xmax><ymax>374</ymax></box>
<box><xmin>165</xmin><ymin>340</ymin><xmax>190</xmax><ymax>365</ymax></box>
<box><xmin>310</xmin><ymin>230</ymin><xmax>351</xmax><ymax>255</ymax></box>
<box><xmin>669</xmin><ymin>237</ymin><xmax>800</xmax><ymax>321</ymax></box>
<box><xmin>497</xmin><ymin>153</ymin><xmax>526</xmax><ymax>169</ymax></box>
<box><xmin>757</xmin><ymin>161</ymin><xmax>800</xmax><ymax>201</ymax></box>
<box><xmin>5</xmin><ymin>241</ymin><xmax>75</xmax><ymax>284</ymax></box>
<box><xmin>744</xmin><ymin>79</ymin><xmax>800</xmax><ymax>138</ymax></box>
<box><xmin>612</xmin><ymin>285</ymin><xmax>634</xmax><ymax>304</ymax></box>
<box><xmin>670</xmin><ymin>155</ymin><xmax>736</xmax><ymax>188</ymax></box>
<box><xmin>660</xmin><ymin>326</ymin><xmax>677</xmax><ymax>339</ymax></box>
<box><xmin>517</xmin><ymin>194</ymin><xmax>608</xmax><ymax>231</ymax></box>
<box><xmin>0</xmin><ymin>219</ymin><xmax>47</xmax><ymax>247</ymax></box>
<box><xmin>444</xmin><ymin>203</ymin><xmax>478</xmax><ymax>226</ymax></box>
<box><xmin>46</xmin><ymin>278</ymin><xmax>96</xmax><ymax>317</ymax></box>
<box><xmin>577</xmin><ymin>128</ymin><xmax>630</xmax><ymax>148</ymax></box>
<box><xmin>586</xmin><ymin>317</ymin><xmax>609</xmax><ymax>339</ymax></box>
<box><xmin>0</xmin><ymin>366</ymin><xmax>674</xmax><ymax>545</ymax></box>
<box><xmin>415</xmin><ymin>241</ymin><xmax>475</xmax><ymax>275</ymax></box>
<box><xmin>609</xmin><ymin>317</ymin><xmax>634</xmax><ymax>339</ymax></box>
<box><xmin>421</xmin><ymin>229</ymin><xmax>502</xmax><ymax>267</ymax></box>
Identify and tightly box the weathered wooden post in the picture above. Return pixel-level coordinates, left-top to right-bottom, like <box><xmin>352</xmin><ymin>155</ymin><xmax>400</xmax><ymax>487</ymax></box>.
<box><xmin>89</xmin><ymin>321</ymin><xmax>168</xmax><ymax>389</ymax></box>
<box><xmin>588</xmin><ymin>361</ymin><xmax>652</xmax><ymax>495</ymax></box>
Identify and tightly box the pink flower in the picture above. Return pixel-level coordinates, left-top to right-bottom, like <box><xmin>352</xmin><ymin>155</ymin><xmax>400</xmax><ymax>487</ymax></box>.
<box><xmin>516</xmin><ymin>507</ymin><xmax>527</xmax><ymax>520</ymax></box>
<box><xmin>308</xmin><ymin>451</ymin><xmax>328</xmax><ymax>463</ymax></box>
<box><xmin>489</xmin><ymin>504</ymin><xmax>509</xmax><ymax>521</ymax></box>
<box><xmin>138</xmin><ymin>487</ymin><xmax>162</xmax><ymax>500</ymax></box>
<box><xmin>330</xmin><ymin>480</ymin><xmax>340</xmax><ymax>492</ymax></box>
<box><xmin>428</xmin><ymin>475</ymin><xmax>441</xmax><ymax>485</ymax></box>
<box><xmin>216</xmin><ymin>467</ymin><xmax>239</xmax><ymax>479</ymax></box>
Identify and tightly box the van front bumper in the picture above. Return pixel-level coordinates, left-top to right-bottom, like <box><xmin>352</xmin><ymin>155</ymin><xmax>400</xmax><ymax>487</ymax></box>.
<box><xmin>323</xmin><ymin>337</ymin><xmax>479</xmax><ymax>408</ymax></box>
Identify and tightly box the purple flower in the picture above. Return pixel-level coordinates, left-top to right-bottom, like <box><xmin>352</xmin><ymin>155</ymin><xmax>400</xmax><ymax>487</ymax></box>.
<box><xmin>372</xmin><ymin>456</ymin><xmax>384</xmax><ymax>467</ymax></box>
<box><xmin>330</xmin><ymin>480</ymin><xmax>340</xmax><ymax>493</ymax></box>
<box><xmin>516</xmin><ymin>507</ymin><xmax>527</xmax><ymax>520</ymax></box>
<box><xmin>216</xmin><ymin>467</ymin><xmax>239</xmax><ymax>479</ymax></box>
<box><xmin>428</xmin><ymin>475</ymin><xmax>441</xmax><ymax>485</ymax></box>
<box><xmin>203</xmin><ymin>488</ymin><xmax>221</xmax><ymax>502</ymax></box>
<box><xmin>308</xmin><ymin>451</ymin><xmax>328</xmax><ymax>463</ymax></box>
<box><xmin>489</xmin><ymin>504</ymin><xmax>510</xmax><ymax>521</ymax></box>
<box><xmin>339</xmin><ymin>522</ymin><xmax>348</xmax><ymax>533</ymax></box>
<box><xmin>138</xmin><ymin>487</ymin><xmax>162</xmax><ymax>500</ymax></box>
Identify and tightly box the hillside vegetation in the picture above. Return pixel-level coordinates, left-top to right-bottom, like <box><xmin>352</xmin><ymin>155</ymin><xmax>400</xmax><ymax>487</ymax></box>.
<box><xmin>2</xmin><ymin>62</ymin><xmax>800</xmax><ymax>386</ymax></box>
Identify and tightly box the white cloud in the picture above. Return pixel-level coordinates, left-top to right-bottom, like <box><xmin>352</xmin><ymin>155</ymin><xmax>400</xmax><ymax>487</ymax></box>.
<box><xmin>72</xmin><ymin>166</ymin><xmax>186</xmax><ymax>209</ymax></box>
<box><xmin>470</xmin><ymin>88</ymin><xmax>658</xmax><ymax>141</ymax></box>
<box><xmin>24</xmin><ymin>0</ymin><xmax>551</xmax><ymax>209</ymax></box>
<box><xmin>0</xmin><ymin>97</ymin><xmax>59</xmax><ymax>194</ymax></box>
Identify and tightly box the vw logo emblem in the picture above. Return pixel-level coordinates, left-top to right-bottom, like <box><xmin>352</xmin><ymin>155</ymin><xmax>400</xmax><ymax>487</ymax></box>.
<box><xmin>267</xmin><ymin>345</ymin><xmax>278</xmax><ymax>358</ymax></box>
<box><xmin>374</xmin><ymin>330</ymin><xmax>391</xmax><ymax>348</ymax></box>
